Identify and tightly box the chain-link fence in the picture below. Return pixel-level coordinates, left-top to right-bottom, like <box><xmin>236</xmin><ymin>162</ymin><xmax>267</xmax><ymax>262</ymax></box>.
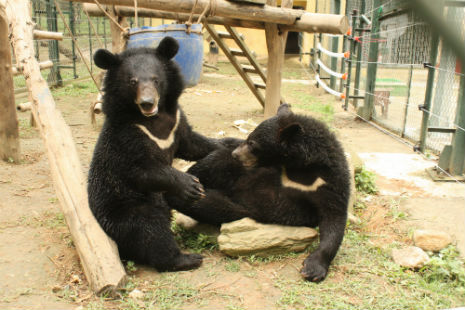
<box><xmin>342</xmin><ymin>0</ymin><xmax>464</xmax><ymax>156</ymax></box>
<box><xmin>13</xmin><ymin>0</ymin><xmax>149</xmax><ymax>94</ymax></box>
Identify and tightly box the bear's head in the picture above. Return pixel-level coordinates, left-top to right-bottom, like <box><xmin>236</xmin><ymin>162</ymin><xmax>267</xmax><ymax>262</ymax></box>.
<box><xmin>93</xmin><ymin>36</ymin><xmax>184</xmax><ymax>119</ymax></box>
<box><xmin>232</xmin><ymin>104</ymin><xmax>304</xmax><ymax>167</ymax></box>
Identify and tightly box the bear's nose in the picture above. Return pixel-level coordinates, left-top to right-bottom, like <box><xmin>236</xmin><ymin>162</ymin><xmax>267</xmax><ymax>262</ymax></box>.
<box><xmin>140</xmin><ymin>97</ymin><xmax>155</xmax><ymax>105</ymax></box>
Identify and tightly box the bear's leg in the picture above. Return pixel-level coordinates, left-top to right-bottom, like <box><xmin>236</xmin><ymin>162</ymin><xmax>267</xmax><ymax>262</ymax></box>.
<box><xmin>301</xmin><ymin>194</ymin><xmax>347</xmax><ymax>282</ymax></box>
<box><xmin>166</xmin><ymin>189</ymin><xmax>252</xmax><ymax>225</ymax></box>
<box><xmin>114</xmin><ymin>204</ymin><xmax>203</xmax><ymax>272</ymax></box>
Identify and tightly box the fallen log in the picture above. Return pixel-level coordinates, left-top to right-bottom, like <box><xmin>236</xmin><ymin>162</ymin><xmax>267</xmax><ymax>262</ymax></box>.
<box><xmin>5</xmin><ymin>0</ymin><xmax>127</xmax><ymax>295</ymax></box>
<box><xmin>83</xmin><ymin>3</ymin><xmax>348</xmax><ymax>34</ymax></box>
<box><xmin>75</xmin><ymin>0</ymin><xmax>349</xmax><ymax>34</ymax></box>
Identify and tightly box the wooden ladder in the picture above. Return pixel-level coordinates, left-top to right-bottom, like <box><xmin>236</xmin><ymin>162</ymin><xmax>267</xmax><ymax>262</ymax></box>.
<box><xmin>204</xmin><ymin>23</ymin><xmax>268</xmax><ymax>107</ymax></box>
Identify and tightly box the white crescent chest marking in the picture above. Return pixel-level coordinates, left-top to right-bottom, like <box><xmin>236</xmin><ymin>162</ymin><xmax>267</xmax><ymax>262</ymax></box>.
<box><xmin>136</xmin><ymin>110</ymin><xmax>181</xmax><ymax>150</ymax></box>
<box><xmin>281</xmin><ymin>167</ymin><xmax>326</xmax><ymax>192</ymax></box>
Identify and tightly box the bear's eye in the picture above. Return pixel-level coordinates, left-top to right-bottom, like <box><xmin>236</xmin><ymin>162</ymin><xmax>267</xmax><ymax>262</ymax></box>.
<box><xmin>151</xmin><ymin>76</ymin><xmax>159</xmax><ymax>85</ymax></box>
<box><xmin>129</xmin><ymin>78</ymin><xmax>138</xmax><ymax>86</ymax></box>
<box><xmin>247</xmin><ymin>140</ymin><xmax>257</xmax><ymax>148</ymax></box>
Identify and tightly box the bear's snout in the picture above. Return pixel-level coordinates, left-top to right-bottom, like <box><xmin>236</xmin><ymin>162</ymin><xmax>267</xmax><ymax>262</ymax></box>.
<box><xmin>137</xmin><ymin>82</ymin><xmax>160</xmax><ymax>117</ymax></box>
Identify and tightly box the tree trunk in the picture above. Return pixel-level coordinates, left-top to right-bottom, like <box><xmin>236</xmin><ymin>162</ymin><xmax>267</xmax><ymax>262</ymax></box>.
<box><xmin>0</xmin><ymin>3</ymin><xmax>20</xmax><ymax>163</ymax></box>
<box><xmin>5</xmin><ymin>0</ymin><xmax>127</xmax><ymax>295</ymax></box>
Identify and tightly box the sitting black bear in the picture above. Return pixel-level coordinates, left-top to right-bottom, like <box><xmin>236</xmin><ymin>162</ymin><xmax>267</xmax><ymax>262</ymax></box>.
<box><xmin>88</xmin><ymin>37</ymin><xmax>219</xmax><ymax>272</ymax></box>
<box><xmin>168</xmin><ymin>104</ymin><xmax>351</xmax><ymax>281</ymax></box>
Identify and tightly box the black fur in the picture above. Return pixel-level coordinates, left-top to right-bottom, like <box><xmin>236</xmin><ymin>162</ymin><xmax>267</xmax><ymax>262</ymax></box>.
<box><xmin>88</xmin><ymin>37</ymin><xmax>218</xmax><ymax>272</ymax></box>
<box><xmin>168</xmin><ymin>104</ymin><xmax>350</xmax><ymax>281</ymax></box>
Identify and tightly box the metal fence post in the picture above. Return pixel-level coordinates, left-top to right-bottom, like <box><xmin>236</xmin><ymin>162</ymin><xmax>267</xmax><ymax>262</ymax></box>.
<box><xmin>358</xmin><ymin>0</ymin><xmax>381</xmax><ymax>120</ymax></box>
<box><xmin>418</xmin><ymin>33</ymin><xmax>440</xmax><ymax>153</ymax></box>
<box><xmin>344</xmin><ymin>10</ymin><xmax>357</xmax><ymax>110</ymax></box>
<box><xmin>352</xmin><ymin>1</ymin><xmax>366</xmax><ymax>110</ymax></box>
<box><xmin>69</xmin><ymin>1</ymin><xmax>78</xmax><ymax>79</ymax></box>
<box><xmin>449</xmin><ymin>64</ymin><xmax>465</xmax><ymax>175</ymax></box>
<box><xmin>329</xmin><ymin>0</ymin><xmax>341</xmax><ymax>90</ymax></box>
<box><xmin>46</xmin><ymin>0</ymin><xmax>62</xmax><ymax>86</ymax></box>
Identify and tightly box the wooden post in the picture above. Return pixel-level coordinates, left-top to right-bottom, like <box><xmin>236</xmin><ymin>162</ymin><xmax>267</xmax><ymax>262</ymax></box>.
<box><xmin>0</xmin><ymin>3</ymin><xmax>20</xmax><ymax>163</ymax></box>
<box><xmin>264</xmin><ymin>0</ymin><xmax>292</xmax><ymax>118</ymax></box>
<box><xmin>5</xmin><ymin>0</ymin><xmax>126</xmax><ymax>295</ymax></box>
<box><xmin>108</xmin><ymin>5</ymin><xmax>128</xmax><ymax>53</ymax></box>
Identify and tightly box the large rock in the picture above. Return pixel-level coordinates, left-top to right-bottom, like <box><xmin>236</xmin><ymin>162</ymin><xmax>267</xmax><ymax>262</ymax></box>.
<box><xmin>392</xmin><ymin>246</ymin><xmax>430</xmax><ymax>269</ymax></box>
<box><xmin>413</xmin><ymin>229</ymin><xmax>452</xmax><ymax>252</ymax></box>
<box><xmin>218</xmin><ymin>217</ymin><xmax>318</xmax><ymax>257</ymax></box>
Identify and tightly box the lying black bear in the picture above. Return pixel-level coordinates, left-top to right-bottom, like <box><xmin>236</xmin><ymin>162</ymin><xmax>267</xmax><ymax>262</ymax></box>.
<box><xmin>88</xmin><ymin>37</ymin><xmax>219</xmax><ymax>272</ymax></box>
<box><xmin>168</xmin><ymin>104</ymin><xmax>350</xmax><ymax>281</ymax></box>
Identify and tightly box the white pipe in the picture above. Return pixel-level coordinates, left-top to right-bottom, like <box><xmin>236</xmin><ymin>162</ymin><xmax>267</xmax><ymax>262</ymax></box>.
<box><xmin>316</xmin><ymin>59</ymin><xmax>347</xmax><ymax>79</ymax></box>
<box><xmin>317</xmin><ymin>42</ymin><xmax>350</xmax><ymax>59</ymax></box>
<box><xmin>316</xmin><ymin>75</ymin><xmax>345</xmax><ymax>99</ymax></box>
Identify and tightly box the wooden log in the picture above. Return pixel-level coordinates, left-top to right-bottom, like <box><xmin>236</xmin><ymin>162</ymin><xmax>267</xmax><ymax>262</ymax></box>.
<box><xmin>264</xmin><ymin>0</ymin><xmax>292</xmax><ymax>118</ymax></box>
<box><xmin>33</xmin><ymin>29</ymin><xmax>63</xmax><ymax>41</ymax></box>
<box><xmin>83</xmin><ymin>3</ymin><xmax>348</xmax><ymax>34</ymax></box>
<box><xmin>72</xmin><ymin>0</ymin><xmax>298</xmax><ymax>25</ymax></box>
<box><xmin>12</xmin><ymin>60</ymin><xmax>53</xmax><ymax>76</ymax></box>
<box><xmin>0</xmin><ymin>3</ymin><xmax>20</xmax><ymax>163</ymax></box>
<box><xmin>5</xmin><ymin>0</ymin><xmax>127</xmax><ymax>295</ymax></box>
<box><xmin>17</xmin><ymin>102</ymin><xmax>32</xmax><ymax>112</ymax></box>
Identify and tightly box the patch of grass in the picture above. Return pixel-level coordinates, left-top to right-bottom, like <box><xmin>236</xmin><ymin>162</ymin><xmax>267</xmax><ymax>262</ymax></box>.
<box><xmin>283</xmin><ymin>84</ymin><xmax>335</xmax><ymax>124</ymax></box>
<box><xmin>420</xmin><ymin>246</ymin><xmax>465</xmax><ymax>286</ymax></box>
<box><xmin>17</xmin><ymin>118</ymin><xmax>37</xmax><ymax>139</ymax></box>
<box><xmin>52</xmin><ymin>79</ymin><xmax>98</xmax><ymax>98</ymax></box>
<box><xmin>245</xmin><ymin>252</ymin><xmax>300</xmax><ymax>264</ymax></box>
<box><xmin>354</xmin><ymin>167</ymin><xmax>378</xmax><ymax>195</ymax></box>
<box><xmin>171</xmin><ymin>222</ymin><xmax>218</xmax><ymax>253</ymax></box>
<box><xmin>125</xmin><ymin>261</ymin><xmax>137</xmax><ymax>273</ymax></box>
<box><xmin>224</xmin><ymin>259</ymin><xmax>241</xmax><ymax>272</ymax></box>
<box><xmin>273</xmin><ymin>228</ymin><xmax>465</xmax><ymax>310</ymax></box>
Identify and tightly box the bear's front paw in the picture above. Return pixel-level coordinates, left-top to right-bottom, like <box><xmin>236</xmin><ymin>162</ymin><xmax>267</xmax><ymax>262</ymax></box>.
<box><xmin>178</xmin><ymin>173</ymin><xmax>206</xmax><ymax>202</ymax></box>
<box><xmin>300</xmin><ymin>256</ymin><xmax>329</xmax><ymax>282</ymax></box>
<box><xmin>172</xmin><ymin>253</ymin><xmax>203</xmax><ymax>271</ymax></box>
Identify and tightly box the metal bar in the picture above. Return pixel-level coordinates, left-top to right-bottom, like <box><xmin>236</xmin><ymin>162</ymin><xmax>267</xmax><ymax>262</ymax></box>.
<box><xmin>69</xmin><ymin>1</ymin><xmax>77</xmax><ymax>79</ymax></box>
<box><xmin>344</xmin><ymin>10</ymin><xmax>357</xmax><ymax>110</ymax></box>
<box><xmin>401</xmin><ymin>64</ymin><xmax>414</xmax><ymax>138</ymax></box>
<box><xmin>427</xmin><ymin>127</ymin><xmax>457</xmax><ymax>133</ymax></box>
<box><xmin>419</xmin><ymin>34</ymin><xmax>440</xmax><ymax>152</ymax></box>
<box><xmin>449</xmin><ymin>63</ymin><xmax>465</xmax><ymax>175</ymax></box>
<box><xmin>359</xmin><ymin>0</ymin><xmax>381</xmax><ymax>120</ymax></box>
<box><xmin>46</xmin><ymin>0</ymin><xmax>62</xmax><ymax>86</ymax></box>
<box><xmin>349</xmin><ymin>95</ymin><xmax>365</xmax><ymax>99</ymax></box>
<box><xmin>329</xmin><ymin>0</ymin><xmax>341</xmax><ymax>89</ymax></box>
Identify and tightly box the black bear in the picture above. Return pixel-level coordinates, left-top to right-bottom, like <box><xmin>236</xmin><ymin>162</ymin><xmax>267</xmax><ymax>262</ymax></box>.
<box><xmin>168</xmin><ymin>104</ymin><xmax>350</xmax><ymax>281</ymax></box>
<box><xmin>88</xmin><ymin>37</ymin><xmax>219</xmax><ymax>272</ymax></box>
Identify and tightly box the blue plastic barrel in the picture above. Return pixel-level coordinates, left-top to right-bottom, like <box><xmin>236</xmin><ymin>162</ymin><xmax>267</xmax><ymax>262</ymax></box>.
<box><xmin>127</xmin><ymin>24</ymin><xmax>203</xmax><ymax>87</ymax></box>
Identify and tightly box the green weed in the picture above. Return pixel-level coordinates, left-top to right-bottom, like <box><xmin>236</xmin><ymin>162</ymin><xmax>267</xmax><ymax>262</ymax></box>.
<box><xmin>171</xmin><ymin>222</ymin><xmax>218</xmax><ymax>253</ymax></box>
<box><xmin>354</xmin><ymin>167</ymin><xmax>378</xmax><ymax>194</ymax></box>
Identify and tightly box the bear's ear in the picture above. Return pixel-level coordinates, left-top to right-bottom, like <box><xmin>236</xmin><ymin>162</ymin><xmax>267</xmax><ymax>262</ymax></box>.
<box><xmin>277</xmin><ymin>103</ymin><xmax>292</xmax><ymax>117</ymax></box>
<box><xmin>156</xmin><ymin>37</ymin><xmax>179</xmax><ymax>60</ymax></box>
<box><xmin>93</xmin><ymin>49</ymin><xmax>121</xmax><ymax>69</ymax></box>
<box><xmin>278</xmin><ymin>122</ymin><xmax>303</xmax><ymax>143</ymax></box>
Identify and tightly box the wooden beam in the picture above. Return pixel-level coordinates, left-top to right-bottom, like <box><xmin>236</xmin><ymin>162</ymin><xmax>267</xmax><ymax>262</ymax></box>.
<box><xmin>33</xmin><ymin>29</ymin><xmax>63</xmax><ymax>41</ymax></box>
<box><xmin>5</xmin><ymin>0</ymin><xmax>127</xmax><ymax>295</ymax></box>
<box><xmin>264</xmin><ymin>0</ymin><xmax>292</xmax><ymax>118</ymax></box>
<box><xmin>12</xmin><ymin>60</ymin><xmax>53</xmax><ymax>76</ymax></box>
<box><xmin>83</xmin><ymin>3</ymin><xmax>349</xmax><ymax>34</ymax></box>
<box><xmin>0</xmin><ymin>3</ymin><xmax>20</xmax><ymax>163</ymax></box>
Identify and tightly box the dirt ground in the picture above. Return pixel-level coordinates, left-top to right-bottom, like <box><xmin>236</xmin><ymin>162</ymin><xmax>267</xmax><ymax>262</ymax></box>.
<box><xmin>1</xmin><ymin>60</ymin><xmax>464</xmax><ymax>309</ymax></box>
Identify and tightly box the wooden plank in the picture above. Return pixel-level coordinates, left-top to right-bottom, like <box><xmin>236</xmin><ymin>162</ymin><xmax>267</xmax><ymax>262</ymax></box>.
<box><xmin>83</xmin><ymin>3</ymin><xmax>349</xmax><ymax>34</ymax></box>
<box><xmin>230</xmin><ymin>48</ymin><xmax>245</xmax><ymax>57</ymax></box>
<box><xmin>242</xmin><ymin>64</ymin><xmax>258</xmax><ymax>74</ymax></box>
<box><xmin>217</xmin><ymin>31</ymin><xmax>233</xmax><ymax>39</ymax></box>
<box><xmin>227</xmin><ymin>0</ymin><xmax>266</xmax><ymax>4</ymax></box>
<box><xmin>0</xmin><ymin>4</ymin><xmax>20</xmax><ymax>163</ymax></box>
<box><xmin>5</xmin><ymin>0</ymin><xmax>127</xmax><ymax>295</ymax></box>
<box><xmin>225</xmin><ymin>25</ymin><xmax>267</xmax><ymax>82</ymax></box>
<box><xmin>204</xmin><ymin>23</ymin><xmax>265</xmax><ymax>107</ymax></box>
